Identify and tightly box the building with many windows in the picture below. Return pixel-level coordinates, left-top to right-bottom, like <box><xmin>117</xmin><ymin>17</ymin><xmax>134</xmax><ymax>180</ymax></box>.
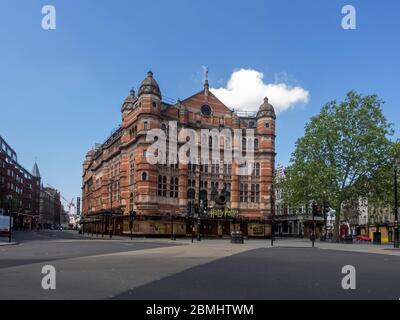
<box><xmin>274</xmin><ymin>165</ymin><xmax>325</xmax><ymax>238</ymax></box>
<box><xmin>39</xmin><ymin>186</ymin><xmax>63</xmax><ymax>229</ymax></box>
<box><xmin>81</xmin><ymin>71</ymin><xmax>276</xmax><ymax>237</ymax></box>
<box><xmin>0</xmin><ymin>136</ymin><xmax>41</xmax><ymax>230</ymax></box>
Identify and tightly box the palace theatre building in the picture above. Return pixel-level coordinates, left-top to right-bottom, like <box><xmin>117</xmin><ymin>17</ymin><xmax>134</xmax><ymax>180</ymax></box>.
<box><xmin>81</xmin><ymin>71</ymin><xmax>276</xmax><ymax>238</ymax></box>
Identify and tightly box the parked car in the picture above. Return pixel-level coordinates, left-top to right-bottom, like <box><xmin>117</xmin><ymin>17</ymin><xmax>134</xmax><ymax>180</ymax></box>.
<box><xmin>356</xmin><ymin>235</ymin><xmax>372</xmax><ymax>242</ymax></box>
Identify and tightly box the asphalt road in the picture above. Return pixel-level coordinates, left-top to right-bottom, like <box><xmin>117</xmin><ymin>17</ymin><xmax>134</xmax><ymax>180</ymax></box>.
<box><xmin>0</xmin><ymin>230</ymin><xmax>179</xmax><ymax>269</ymax></box>
<box><xmin>2</xmin><ymin>231</ymin><xmax>400</xmax><ymax>300</ymax></box>
<box><xmin>115</xmin><ymin>247</ymin><xmax>400</xmax><ymax>300</ymax></box>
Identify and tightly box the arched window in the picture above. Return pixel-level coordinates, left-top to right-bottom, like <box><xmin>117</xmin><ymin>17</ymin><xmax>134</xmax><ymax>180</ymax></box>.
<box><xmin>254</xmin><ymin>139</ymin><xmax>259</xmax><ymax>151</ymax></box>
<box><xmin>158</xmin><ymin>176</ymin><xmax>162</xmax><ymax>196</ymax></box>
<box><xmin>251</xmin><ymin>184</ymin><xmax>255</xmax><ymax>203</ymax></box>
<box><xmin>162</xmin><ymin>176</ymin><xmax>167</xmax><ymax>197</ymax></box>
<box><xmin>174</xmin><ymin>177</ymin><xmax>179</xmax><ymax>198</ymax></box>
<box><xmin>142</xmin><ymin>172</ymin><xmax>148</xmax><ymax>181</ymax></box>
<box><xmin>187</xmin><ymin>188</ymin><xmax>195</xmax><ymax>199</ymax></box>
<box><xmin>256</xmin><ymin>184</ymin><xmax>260</xmax><ymax>202</ymax></box>
<box><xmin>170</xmin><ymin>177</ymin><xmax>174</xmax><ymax>198</ymax></box>
<box><xmin>129</xmin><ymin>155</ymin><xmax>135</xmax><ymax>185</ymax></box>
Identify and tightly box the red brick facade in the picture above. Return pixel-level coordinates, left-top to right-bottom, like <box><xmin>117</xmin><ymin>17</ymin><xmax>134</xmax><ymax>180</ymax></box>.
<box><xmin>0</xmin><ymin>136</ymin><xmax>41</xmax><ymax>230</ymax></box>
<box><xmin>82</xmin><ymin>72</ymin><xmax>276</xmax><ymax>237</ymax></box>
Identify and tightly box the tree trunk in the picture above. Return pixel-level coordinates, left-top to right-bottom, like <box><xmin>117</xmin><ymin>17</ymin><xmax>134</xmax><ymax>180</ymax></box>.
<box><xmin>334</xmin><ymin>207</ymin><xmax>341</xmax><ymax>242</ymax></box>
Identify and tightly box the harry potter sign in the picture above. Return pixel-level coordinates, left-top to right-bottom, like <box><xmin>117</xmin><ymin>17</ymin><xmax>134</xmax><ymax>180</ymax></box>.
<box><xmin>208</xmin><ymin>208</ymin><xmax>239</xmax><ymax>219</ymax></box>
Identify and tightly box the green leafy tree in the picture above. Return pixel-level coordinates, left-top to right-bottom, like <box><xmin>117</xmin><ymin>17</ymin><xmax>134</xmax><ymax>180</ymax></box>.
<box><xmin>280</xmin><ymin>91</ymin><xmax>396</xmax><ymax>240</ymax></box>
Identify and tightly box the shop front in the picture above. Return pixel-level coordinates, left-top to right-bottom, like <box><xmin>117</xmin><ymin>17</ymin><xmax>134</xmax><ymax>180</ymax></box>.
<box><xmin>83</xmin><ymin>207</ymin><xmax>271</xmax><ymax>238</ymax></box>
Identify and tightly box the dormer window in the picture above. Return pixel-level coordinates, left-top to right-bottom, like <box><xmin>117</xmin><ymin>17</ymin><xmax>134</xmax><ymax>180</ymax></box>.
<box><xmin>201</xmin><ymin>104</ymin><xmax>212</xmax><ymax>116</ymax></box>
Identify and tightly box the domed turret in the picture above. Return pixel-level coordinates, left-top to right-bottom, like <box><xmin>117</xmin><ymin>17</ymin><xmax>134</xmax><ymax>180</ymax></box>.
<box><xmin>138</xmin><ymin>71</ymin><xmax>162</xmax><ymax>99</ymax></box>
<box><xmin>257</xmin><ymin>97</ymin><xmax>276</xmax><ymax>119</ymax></box>
<box><xmin>121</xmin><ymin>88</ymin><xmax>137</xmax><ymax>112</ymax></box>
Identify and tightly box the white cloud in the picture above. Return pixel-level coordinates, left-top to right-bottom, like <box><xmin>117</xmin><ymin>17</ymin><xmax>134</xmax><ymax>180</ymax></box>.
<box><xmin>210</xmin><ymin>68</ymin><xmax>310</xmax><ymax>113</ymax></box>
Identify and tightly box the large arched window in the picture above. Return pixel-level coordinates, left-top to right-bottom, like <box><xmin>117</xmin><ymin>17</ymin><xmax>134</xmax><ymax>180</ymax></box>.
<box><xmin>187</xmin><ymin>188</ymin><xmax>195</xmax><ymax>199</ymax></box>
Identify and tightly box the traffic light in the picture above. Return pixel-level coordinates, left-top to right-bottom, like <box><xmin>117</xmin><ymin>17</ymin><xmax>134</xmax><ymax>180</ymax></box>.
<box><xmin>323</xmin><ymin>202</ymin><xmax>330</xmax><ymax>215</ymax></box>
<box><xmin>186</xmin><ymin>201</ymin><xmax>192</xmax><ymax>216</ymax></box>
<box><xmin>312</xmin><ymin>202</ymin><xmax>318</xmax><ymax>217</ymax></box>
<box><xmin>203</xmin><ymin>198</ymin><xmax>208</xmax><ymax>215</ymax></box>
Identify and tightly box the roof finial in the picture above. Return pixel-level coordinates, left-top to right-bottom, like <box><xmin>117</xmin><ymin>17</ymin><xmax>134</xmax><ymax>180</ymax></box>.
<box><xmin>202</xmin><ymin>66</ymin><xmax>209</xmax><ymax>83</ymax></box>
<box><xmin>130</xmin><ymin>87</ymin><xmax>135</xmax><ymax>97</ymax></box>
<box><xmin>202</xmin><ymin>66</ymin><xmax>209</xmax><ymax>101</ymax></box>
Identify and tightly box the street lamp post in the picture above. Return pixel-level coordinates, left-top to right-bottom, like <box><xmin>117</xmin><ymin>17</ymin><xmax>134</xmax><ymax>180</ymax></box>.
<box><xmin>129</xmin><ymin>211</ymin><xmax>136</xmax><ymax>241</ymax></box>
<box><xmin>270</xmin><ymin>218</ymin><xmax>274</xmax><ymax>247</ymax></box>
<box><xmin>170</xmin><ymin>213</ymin><xmax>175</xmax><ymax>241</ymax></box>
<box><xmin>108</xmin><ymin>178</ymin><xmax>118</xmax><ymax>239</ymax></box>
<box><xmin>197</xmin><ymin>163</ymin><xmax>202</xmax><ymax>242</ymax></box>
<box><xmin>311</xmin><ymin>201</ymin><xmax>317</xmax><ymax>248</ymax></box>
<box><xmin>101</xmin><ymin>215</ymin><xmax>104</xmax><ymax>238</ymax></box>
<box><xmin>7</xmin><ymin>196</ymin><xmax>12</xmax><ymax>243</ymax></box>
<box><xmin>394</xmin><ymin>157</ymin><xmax>400</xmax><ymax>249</ymax></box>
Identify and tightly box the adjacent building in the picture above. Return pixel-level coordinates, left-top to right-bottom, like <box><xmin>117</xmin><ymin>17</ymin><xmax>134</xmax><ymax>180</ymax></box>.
<box><xmin>274</xmin><ymin>165</ymin><xmax>325</xmax><ymax>238</ymax></box>
<box><xmin>342</xmin><ymin>198</ymin><xmax>396</xmax><ymax>243</ymax></box>
<box><xmin>81</xmin><ymin>71</ymin><xmax>276</xmax><ymax>237</ymax></box>
<box><xmin>0</xmin><ymin>136</ymin><xmax>41</xmax><ymax>230</ymax></box>
<box><xmin>39</xmin><ymin>186</ymin><xmax>63</xmax><ymax>228</ymax></box>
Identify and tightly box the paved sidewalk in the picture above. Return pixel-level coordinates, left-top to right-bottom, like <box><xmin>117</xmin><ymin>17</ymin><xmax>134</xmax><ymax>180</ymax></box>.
<box><xmin>0</xmin><ymin>241</ymin><xmax>18</xmax><ymax>246</ymax></box>
<box><xmin>0</xmin><ymin>237</ymin><xmax>17</xmax><ymax>246</ymax></box>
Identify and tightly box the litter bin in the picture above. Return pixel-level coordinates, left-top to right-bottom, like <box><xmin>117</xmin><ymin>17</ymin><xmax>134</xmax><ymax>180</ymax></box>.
<box><xmin>373</xmin><ymin>232</ymin><xmax>381</xmax><ymax>245</ymax></box>
<box><xmin>231</xmin><ymin>231</ymin><xmax>244</xmax><ymax>244</ymax></box>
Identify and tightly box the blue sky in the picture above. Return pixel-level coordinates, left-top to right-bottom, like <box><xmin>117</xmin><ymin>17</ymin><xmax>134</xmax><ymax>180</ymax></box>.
<box><xmin>1</xmin><ymin>0</ymin><xmax>399</xmax><ymax>206</ymax></box>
